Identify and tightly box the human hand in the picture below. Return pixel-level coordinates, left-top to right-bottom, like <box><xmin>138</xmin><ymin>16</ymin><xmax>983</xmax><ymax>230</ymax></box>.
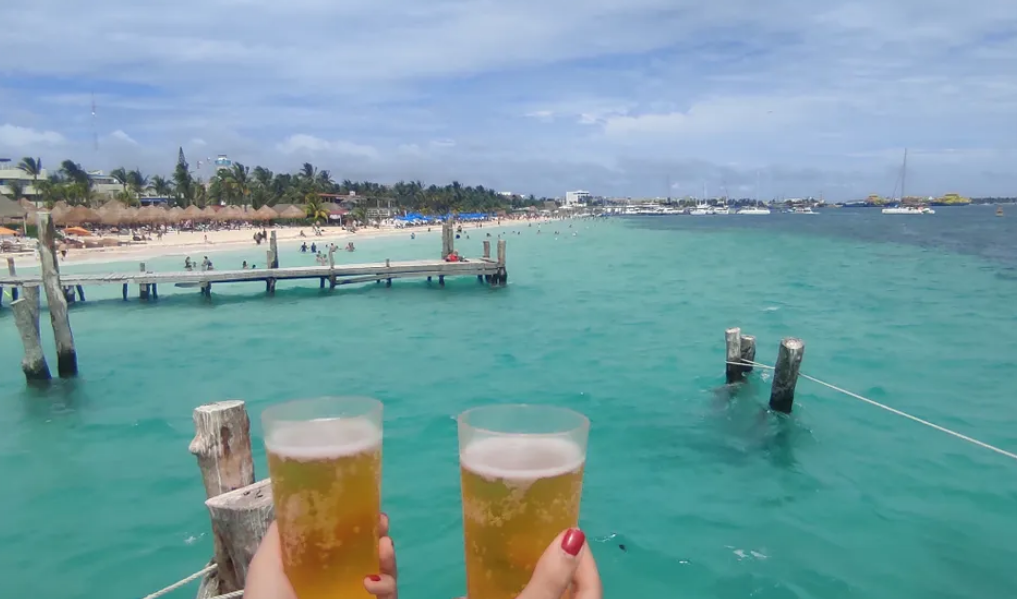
<box><xmin>455</xmin><ymin>528</ymin><xmax>602</xmax><ymax>599</ymax></box>
<box><xmin>245</xmin><ymin>512</ymin><xmax>398</xmax><ymax>599</ymax></box>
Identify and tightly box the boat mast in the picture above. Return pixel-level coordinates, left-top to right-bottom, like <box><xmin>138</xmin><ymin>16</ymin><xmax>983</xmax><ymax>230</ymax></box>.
<box><xmin>901</xmin><ymin>148</ymin><xmax>907</xmax><ymax>202</ymax></box>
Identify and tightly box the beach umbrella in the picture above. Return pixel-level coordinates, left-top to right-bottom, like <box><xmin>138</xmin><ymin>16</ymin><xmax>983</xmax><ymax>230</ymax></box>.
<box><xmin>0</xmin><ymin>225</ymin><xmax>18</xmax><ymax>236</ymax></box>
<box><xmin>64</xmin><ymin>226</ymin><xmax>92</xmax><ymax>236</ymax></box>
<box><xmin>182</xmin><ymin>205</ymin><xmax>204</xmax><ymax>221</ymax></box>
<box><xmin>279</xmin><ymin>205</ymin><xmax>306</xmax><ymax>219</ymax></box>
<box><xmin>202</xmin><ymin>206</ymin><xmax>220</xmax><ymax>220</ymax></box>
<box><xmin>121</xmin><ymin>206</ymin><xmax>140</xmax><ymax>226</ymax></box>
<box><xmin>252</xmin><ymin>205</ymin><xmax>279</xmax><ymax>221</ymax></box>
<box><xmin>168</xmin><ymin>206</ymin><xmax>185</xmax><ymax>223</ymax></box>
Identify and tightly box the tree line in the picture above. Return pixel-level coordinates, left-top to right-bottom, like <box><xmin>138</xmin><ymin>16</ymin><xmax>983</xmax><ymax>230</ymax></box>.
<box><xmin>7</xmin><ymin>148</ymin><xmax>552</xmax><ymax>215</ymax></box>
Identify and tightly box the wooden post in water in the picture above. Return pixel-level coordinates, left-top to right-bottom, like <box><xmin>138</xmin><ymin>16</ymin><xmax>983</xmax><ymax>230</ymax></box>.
<box><xmin>204</xmin><ymin>480</ymin><xmax>273</xmax><ymax>594</ymax></box>
<box><xmin>122</xmin><ymin>283</ymin><xmax>128</xmax><ymax>301</ymax></box>
<box><xmin>328</xmin><ymin>245</ymin><xmax>337</xmax><ymax>289</ymax></box>
<box><xmin>36</xmin><ymin>212</ymin><xmax>77</xmax><ymax>377</ymax></box>
<box><xmin>269</xmin><ymin>231</ymin><xmax>279</xmax><ymax>269</ymax></box>
<box><xmin>7</xmin><ymin>257</ymin><xmax>18</xmax><ymax>301</ymax></box>
<box><xmin>483</xmin><ymin>240</ymin><xmax>491</xmax><ymax>259</ymax></box>
<box><xmin>189</xmin><ymin>400</ymin><xmax>257</xmax><ymax>595</ymax></box>
<box><xmin>496</xmin><ymin>238</ymin><xmax>507</xmax><ymax>285</ymax></box>
<box><xmin>11</xmin><ymin>286</ymin><xmax>51</xmax><ymax>382</ymax></box>
<box><xmin>769</xmin><ymin>338</ymin><xmax>805</xmax><ymax>414</ymax></box>
<box><xmin>441</xmin><ymin>220</ymin><xmax>452</xmax><ymax>259</ymax></box>
<box><xmin>740</xmin><ymin>335</ymin><xmax>756</xmax><ymax>375</ymax></box>
<box><xmin>725</xmin><ymin>327</ymin><xmax>743</xmax><ymax>384</ymax></box>
<box><xmin>139</xmin><ymin>263</ymin><xmax>149</xmax><ymax>300</ymax></box>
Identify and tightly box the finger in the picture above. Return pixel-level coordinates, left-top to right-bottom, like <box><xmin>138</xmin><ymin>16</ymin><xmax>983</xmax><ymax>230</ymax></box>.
<box><xmin>518</xmin><ymin>528</ymin><xmax>586</xmax><ymax>599</ymax></box>
<box><xmin>364</xmin><ymin>573</ymin><xmax>397</xmax><ymax>599</ymax></box>
<box><xmin>379</xmin><ymin>536</ymin><xmax>398</xmax><ymax>580</ymax></box>
<box><xmin>379</xmin><ymin>512</ymin><xmax>390</xmax><ymax>538</ymax></box>
<box><xmin>572</xmin><ymin>543</ymin><xmax>603</xmax><ymax>599</ymax></box>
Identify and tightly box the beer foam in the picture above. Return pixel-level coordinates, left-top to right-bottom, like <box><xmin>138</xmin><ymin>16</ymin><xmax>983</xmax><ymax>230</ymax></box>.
<box><xmin>265</xmin><ymin>417</ymin><xmax>381</xmax><ymax>460</ymax></box>
<box><xmin>460</xmin><ymin>436</ymin><xmax>585</xmax><ymax>481</ymax></box>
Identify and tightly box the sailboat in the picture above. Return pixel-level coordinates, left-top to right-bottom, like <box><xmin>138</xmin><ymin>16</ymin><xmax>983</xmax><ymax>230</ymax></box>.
<box><xmin>882</xmin><ymin>149</ymin><xmax>935</xmax><ymax>214</ymax></box>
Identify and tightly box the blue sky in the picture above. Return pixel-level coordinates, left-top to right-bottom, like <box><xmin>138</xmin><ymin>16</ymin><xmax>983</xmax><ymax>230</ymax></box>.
<box><xmin>1</xmin><ymin>0</ymin><xmax>1015</xmax><ymax>200</ymax></box>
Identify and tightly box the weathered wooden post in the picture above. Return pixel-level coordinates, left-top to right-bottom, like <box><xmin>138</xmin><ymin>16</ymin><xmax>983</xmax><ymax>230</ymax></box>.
<box><xmin>740</xmin><ymin>335</ymin><xmax>756</xmax><ymax>375</ymax></box>
<box><xmin>11</xmin><ymin>286</ymin><xmax>51</xmax><ymax>382</ymax></box>
<box><xmin>328</xmin><ymin>245</ymin><xmax>337</xmax><ymax>289</ymax></box>
<box><xmin>204</xmin><ymin>480</ymin><xmax>273</xmax><ymax>595</ymax></box>
<box><xmin>725</xmin><ymin>327</ymin><xmax>743</xmax><ymax>383</ymax></box>
<box><xmin>483</xmin><ymin>240</ymin><xmax>491</xmax><ymax>259</ymax></box>
<box><xmin>189</xmin><ymin>400</ymin><xmax>259</xmax><ymax>595</ymax></box>
<box><xmin>269</xmin><ymin>231</ymin><xmax>279</xmax><ymax>269</ymax></box>
<box><xmin>496</xmin><ymin>238</ymin><xmax>507</xmax><ymax>285</ymax></box>
<box><xmin>36</xmin><ymin>212</ymin><xmax>77</xmax><ymax>377</ymax></box>
<box><xmin>139</xmin><ymin>263</ymin><xmax>149</xmax><ymax>300</ymax></box>
<box><xmin>769</xmin><ymin>338</ymin><xmax>805</xmax><ymax>413</ymax></box>
<box><xmin>7</xmin><ymin>257</ymin><xmax>18</xmax><ymax>301</ymax></box>
<box><xmin>122</xmin><ymin>283</ymin><xmax>128</xmax><ymax>301</ymax></box>
<box><xmin>266</xmin><ymin>278</ymin><xmax>276</xmax><ymax>294</ymax></box>
<box><xmin>441</xmin><ymin>221</ymin><xmax>451</xmax><ymax>259</ymax></box>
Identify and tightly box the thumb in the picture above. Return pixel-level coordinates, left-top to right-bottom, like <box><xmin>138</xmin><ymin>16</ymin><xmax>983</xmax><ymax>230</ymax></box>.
<box><xmin>517</xmin><ymin>529</ymin><xmax>587</xmax><ymax>599</ymax></box>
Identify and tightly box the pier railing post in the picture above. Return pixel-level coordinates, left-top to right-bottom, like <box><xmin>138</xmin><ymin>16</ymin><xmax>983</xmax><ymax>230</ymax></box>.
<box><xmin>6</xmin><ymin>257</ymin><xmax>18</xmax><ymax>301</ymax></box>
<box><xmin>769</xmin><ymin>338</ymin><xmax>805</xmax><ymax>413</ymax></box>
<box><xmin>11</xmin><ymin>287</ymin><xmax>51</xmax><ymax>382</ymax></box>
<box><xmin>725</xmin><ymin>327</ymin><xmax>743</xmax><ymax>383</ymax></box>
<box><xmin>36</xmin><ymin>212</ymin><xmax>77</xmax><ymax>377</ymax></box>
<box><xmin>204</xmin><ymin>480</ymin><xmax>273</xmax><ymax>594</ymax></box>
<box><xmin>269</xmin><ymin>230</ymin><xmax>279</xmax><ymax>269</ymax></box>
<box><xmin>483</xmin><ymin>240</ymin><xmax>490</xmax><ymax>259</ymax></box>
<box><xmin>189</xmin><ymin>400</ymin><xmax>256</xmax><ymax>594</ymax></box>
<box><xmin>139</xmin><ymin>262</ymin><xmax>149</xmax><ymax>300</ymax></box>
<box><xmin>441</xmin><ymin>220</ymin><xmax>452</xmax><ymax>259</ymax></box>
<box><xmin>496</xmin><ymin>238</ymin><xmax>507</xmax><ymax>285</ymax></box>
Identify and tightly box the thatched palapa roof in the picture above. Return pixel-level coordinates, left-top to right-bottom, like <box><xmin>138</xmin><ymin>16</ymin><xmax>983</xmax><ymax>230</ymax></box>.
<box><xmin>252</xmin><ymin>205</ymin><xmax>279</xmax><ymax>221</ymax></box>
<box><xmin>278</xmin><ymin>205</ymin><xmax>306</xmax><ymax>219</ymax></box>
<box><xmin>168</xmin><ymin>206</ymin><xmax>185</xmax><ymax>222</ymax></box>
<box><xmin>57</xmin><ymin>205</ymin><xmax>101</xmax><ymax>226</ymax></box>
<box><xmin>219</xmin><ymin>205</ymin><xmax>246</xmax><ymax>221</ymax></box>
<box><xmin>182</xmin><ymin>205</ymin><xmax>204</xmax><ymax>220</ymax></box>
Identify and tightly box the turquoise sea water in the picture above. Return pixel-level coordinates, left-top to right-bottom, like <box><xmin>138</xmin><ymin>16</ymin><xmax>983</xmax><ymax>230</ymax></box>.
<box><xmin>2</xmin><ymin>208</ymin><xmax>1017</xmax><ymax>599</ymax></box>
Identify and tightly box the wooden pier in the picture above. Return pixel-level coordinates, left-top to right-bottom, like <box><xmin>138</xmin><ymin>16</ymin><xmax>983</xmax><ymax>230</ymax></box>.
<box><xmin>3</xmin><ymin>216</ymin><xmax>507</xmax><ymax>384</ymax></box>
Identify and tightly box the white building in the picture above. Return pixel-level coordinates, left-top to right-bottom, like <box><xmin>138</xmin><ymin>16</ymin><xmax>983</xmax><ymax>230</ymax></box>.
<box><xmin>0</xmin><ymin>158</ymin><xmax>49</xmax><ymax>199</ymax></box>
<box><xmin>564</xmin><ymin>190</ymin><xmax>590</xmax><ymax>206</ymax></box>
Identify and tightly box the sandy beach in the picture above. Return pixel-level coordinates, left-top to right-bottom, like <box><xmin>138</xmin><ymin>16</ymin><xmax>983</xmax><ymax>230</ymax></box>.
<box><xmin>3</xmin><ymin>217</ymin><xmax>560</xmax><ymax>268</ymax></box>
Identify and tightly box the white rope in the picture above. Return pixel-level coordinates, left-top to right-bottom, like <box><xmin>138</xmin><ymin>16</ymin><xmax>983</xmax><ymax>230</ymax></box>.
<box><xmin>141</xmin><ymin>564</ymin><xmax>217</xmax><ymax>599</ymax></box>
<box><xmin>209</xmin><ymin>591</ymin><xmax>244</xmax><ymax>599</ymax></box>
<box><xmin>727</xmin><ymin>358</ymin><xmax>1017</xmax><ymax>462</ymax></box>
<box><xmin>797</xmin><ymin>372</ymin><xmax>1017</xmax><ymax>462</ymax></box>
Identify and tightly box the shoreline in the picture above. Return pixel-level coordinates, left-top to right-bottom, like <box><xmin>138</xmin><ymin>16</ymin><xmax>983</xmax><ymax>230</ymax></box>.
<box><xmin>6</xmin><ymin>217</ymin><xmax>561</xmax><ymax>269</ymax></box>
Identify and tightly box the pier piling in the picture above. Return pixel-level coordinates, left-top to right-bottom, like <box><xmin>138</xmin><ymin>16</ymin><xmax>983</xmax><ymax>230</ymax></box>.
<box><xmin>36</xmin><ymin>212</ymin><xmax>77</xmax><ymax>377</ymax></box>
<box><xmin>11</xmin><ymin>287</ymin><xmax>51</xmax><ymax>382</ymax></box>
<box><xmin>269</xmin><ymin>231</ymin><xmax>279</xmax><ymax>269</ymax></box>
<box><xmin>189</xmin><ymin>400</ymin><xmax>258</xmax><ymax>595</ymax></box>
<box><xmin>740</xmin><ymin>335</ymin><xmax>756</xmax><ymax>375</ymax></box>
<box><xmin>7</xmin><ymin>257</ymin><xmax>18</xmax><ymax>301</ymax></box>
<box><xmin>496</xmin><ymin>239</ymin><xmax>507</xmax><ymax>285</ymax></box>
<box><xmin>725</xmin><ymin>327</ymin><xmax>743</xmax><ymax>383</ymax></box>
<box><xmin>139</xmin><ymin>263</ymin><xmax>149</xmax><ymax>300</ymax></box>
<box><xmin>483</xmin><ymin>240</ymin><xmax>491</xmax><ymax>259</ymax></box>
<box><xmin>769</xmin><ymin>338</ymin><xmax>805</xmax><ymax>413</ymax></box>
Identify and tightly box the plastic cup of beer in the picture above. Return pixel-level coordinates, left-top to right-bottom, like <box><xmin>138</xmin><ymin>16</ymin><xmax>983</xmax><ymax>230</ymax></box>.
<box><xmin>262</xmin><ymin>397</ymin><xmax>383</xmax><ymax>599</ymax></box>
<box><xmin>458</xmin><ymin>404</ymin><xmax>590</xmax><ymax>599</ymax></box>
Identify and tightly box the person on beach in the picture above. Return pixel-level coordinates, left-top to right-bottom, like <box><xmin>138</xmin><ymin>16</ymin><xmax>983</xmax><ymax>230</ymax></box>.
<box><xmin>243</xmin><ymin>261</ymin><xmax>249</xmax><ymax>269</ymax></box>
<box><xmin>243</xmin><ymin>516</ymin><xmax>601</xmax><ymax>599</ymax></box>
<box><xmin>185</xmin><ymin>257</ymin><xmax>193</xmax><ymax>270</ymax></box>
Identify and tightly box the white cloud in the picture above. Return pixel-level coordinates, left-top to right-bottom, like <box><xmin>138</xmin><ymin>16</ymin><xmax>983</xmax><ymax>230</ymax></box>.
<box><xmin>108</xmin><ymin>129</ymin><xmax>139</xmax><ymax>145</ymax></box>
<box><xmin>0</xmin><ymin>0</ymin><xmax>1014</xmax><ymax>197</ymax></box>
<box><xmin>0</xmin><ymin>124</ymin><xmax>66</xmax><ymax>147</ymax></box>
<box><xmin>276</xmin><ymin>134</ymin><xmax>378</xmax><ymax>159</ymax></box>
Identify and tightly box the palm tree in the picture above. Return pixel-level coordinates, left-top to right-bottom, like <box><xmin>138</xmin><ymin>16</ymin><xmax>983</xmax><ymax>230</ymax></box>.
<box><xmin>17</xmin><ymin>157</ymin><xmax>43</xmax><ymax>201</ymax></box>
<box><xmin>150</xmin><ymin>175</ymin><xmax>173</xmax><ymax>197</ymax></box>
<box><xmin>60</xmin><ymin>159</ymin><xmax>90</xmax><ymax>187</ymax></box>
<box><xmin>231</xmin><ymin>163</ymin><xmax>251</xmax><ymax>206</ymax></box>
<box><xmin>6</xmin><ymin>180</ymin><xmax>25</xmax><ymax>203</ymax></box>
<box><xmin>110</xmin><ymin>167</ymin><xmax>130</xmax><ymax>196</ymax></box>
<box><xmin>128</xmin><ymin>169</ymin><xmax>149</xmax><ymax>197</ymax></box>
<box><xmin>304</xmin><ymin>192</ymin><xmax>329</xmax><ymax>222</ymax></box>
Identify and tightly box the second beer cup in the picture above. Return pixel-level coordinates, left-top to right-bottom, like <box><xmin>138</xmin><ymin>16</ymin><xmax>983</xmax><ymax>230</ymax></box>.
<box><xmin>458</xmin><ymin>404</ymin><xmax>590</xmax><ymax>599</ymax></box>
<box><xmin>262</xmin><ymin>396</ymin><xmax>383</xmax><ymax>599</ymax></box>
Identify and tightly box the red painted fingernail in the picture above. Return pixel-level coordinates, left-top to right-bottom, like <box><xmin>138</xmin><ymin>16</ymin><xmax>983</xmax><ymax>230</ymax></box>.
<box><xmin>561</xmin><ymin>528</ymin><xmax>585</xmax><ymax>556</ymax></box>
<box><xmin>368</xmin><ymin>574</ymin><xmax>382</xmax><ymax>582</ymax></box>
